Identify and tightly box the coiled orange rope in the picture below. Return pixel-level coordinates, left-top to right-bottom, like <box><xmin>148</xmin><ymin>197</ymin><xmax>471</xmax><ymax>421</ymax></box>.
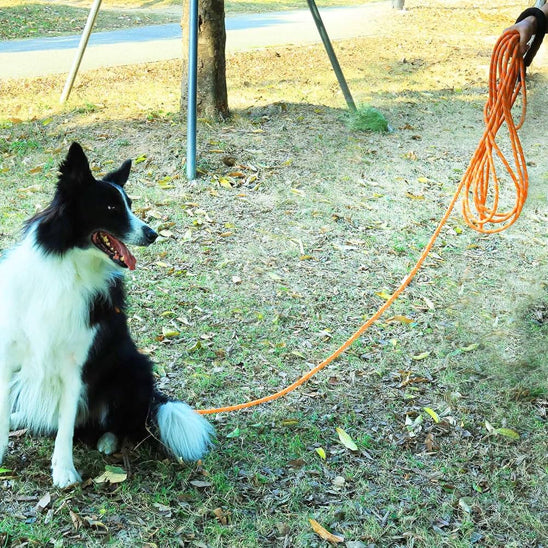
<box><xmin>197</xmin><ymin>30</ymin><xmax>529</xmax><ymax>415</ymax></box>
<box><xmin>461</xmin><ymin>30</ymin><xmax>528</xmax><ymax>233</ymax></box>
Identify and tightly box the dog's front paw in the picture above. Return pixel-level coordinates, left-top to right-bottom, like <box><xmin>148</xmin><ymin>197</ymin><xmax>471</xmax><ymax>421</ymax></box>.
<box><xmin>0</xmin><ymin>441</ymin><xmax>7</xmax><ymax>465</ymax></box>
<box><xmin>97</xmin><ymin>432</ymin><xmax>119</xmax><ymax>455</ymax></box>
<box><xmin>52</xmin><ymin>465</ymin><xmax>82</xmax><ymax>488</ymax></box>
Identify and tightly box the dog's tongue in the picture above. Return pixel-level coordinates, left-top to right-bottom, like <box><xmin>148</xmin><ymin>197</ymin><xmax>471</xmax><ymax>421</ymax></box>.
<box><xmin>110</xmin><ymin>235</ymin><xmax>137</xmax><ymax>270</ymax></box>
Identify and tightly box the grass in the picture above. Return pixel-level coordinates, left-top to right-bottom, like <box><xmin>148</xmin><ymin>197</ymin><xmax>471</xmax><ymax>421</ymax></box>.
<box><xmin>347</xmin><ymin>104</ymin><xmax>390</xmax><ymax>132</ymax></box>
<box><xmin>0</xmin><ymin>0</ymin><xmax>375</xmax><ymax>41</ymax></box>
<box><xmin>0</xmin><ymin>0</ymin><xmax>547</xmax><ymax>546</ymax></box>
<box><xmin>0</xmin><ymin>2</ymin><xmax>176</xmax><ymax>41</ymax></box>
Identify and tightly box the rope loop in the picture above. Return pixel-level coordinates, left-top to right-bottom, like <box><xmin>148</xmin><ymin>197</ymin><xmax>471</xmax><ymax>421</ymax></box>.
<box><xmin>461</xmin><ymin>31</ymin><xmax>528</xmax><ymax>234</ymax></box>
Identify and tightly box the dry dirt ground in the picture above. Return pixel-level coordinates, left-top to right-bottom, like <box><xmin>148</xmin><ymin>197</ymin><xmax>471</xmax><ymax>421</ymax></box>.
<box><xmin>0</xmin><ymin>1</ymin><xmax>547</xmax><ymax>547</ymax></box>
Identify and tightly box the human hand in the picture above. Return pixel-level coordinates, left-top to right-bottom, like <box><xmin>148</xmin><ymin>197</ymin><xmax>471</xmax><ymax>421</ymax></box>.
<box><xmin>505</xmin><ymin>16</ymin><xmax>538</xmax><ymax>55</ymax></box>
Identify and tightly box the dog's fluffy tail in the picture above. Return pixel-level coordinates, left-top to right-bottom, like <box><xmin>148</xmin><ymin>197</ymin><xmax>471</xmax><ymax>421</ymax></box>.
<box><xmin>155</xmin><ymin>399</ymin><xmax>215</xmax><ymax>462</ymax></box>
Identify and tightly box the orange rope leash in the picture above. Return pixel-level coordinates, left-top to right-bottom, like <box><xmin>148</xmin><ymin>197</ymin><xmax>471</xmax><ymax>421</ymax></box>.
<box><xmin>461</xmin><ymin>31</ymin><xmax>528</xmax><ymax>233</ymax></box>
<box><xmin>197</xmin><ymin>31</ymin><xmax>528</xmax><ymax>415</ymax></box>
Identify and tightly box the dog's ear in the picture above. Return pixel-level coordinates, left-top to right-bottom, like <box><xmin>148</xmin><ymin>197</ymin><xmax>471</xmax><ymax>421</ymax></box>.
<box><xmin>103</xmin><ymin>160</ymin><xmax>132</xmax><ymax>187</ymax></box>
<box><xmin>58</xmin><ymin>142</ymin><xmax>94</xmax><ymax>190</ymax></box>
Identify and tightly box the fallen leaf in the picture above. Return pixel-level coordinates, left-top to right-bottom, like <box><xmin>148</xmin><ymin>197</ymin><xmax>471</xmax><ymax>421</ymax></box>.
<box><xmin>315</xmin><ymin>447</ymin><xmax>326</xmax><ymax>460</ymax></box>
<box><xmin>423</xmin><ymin>407</ymin><xmax>440</xmax><ymax>423</ymax></box>
<box><xmin>161</xmin><ymin>327</ymin><xmax>180</xmax><ymax>338</ymax></box>
<box><xmin>459</xmin><ymin>497</ymin><xmax>474</xmax><ymax>513</ymax></box>
<box><xmin>157</xmin><ymin>176</ymin><xmax>174</xmax><ymax>189</ymax></box>
<box><xmin>83</xmin><ymin>516</ymin><xmax>108</xmax><ymax>530</ymax></box>
<box><xmin>222</xmin><ymin>156</ymin><xmax>236</xmax><ymax>166</ymax></box>
<box><xmin>187</xmin><ymin>340</ymin><xmax>202</xmax><ymax>352</ymax></box>
<box><xmin>190</xmin><ymin>480</ymin><xmax>212</xmax><ymax>488</ymax></box>
<box><xmin>495</xmin><ymin>428</ymin><xmax>520</xmax><ymax>440</ymax></box>
<box><xmin>386</xmin><ymin>315</ymin><xmax>414</xmax><ymax>324</ymax></box>
<box><xmin>309</xmin><ymin>519</ymin><xmax>344</xmax><ymax>544</ymax></box>
<box><xmin>226</xmin><ymin>427</ymin><xmax>240</xmax><ymax>438</ymax></box>
<box><xmin>70</xmin><ymin>509</ymin><xmax>83</xmax><ymax>532</ymax></box>
<box><xmin>34</xmin><ymin>493</ymin><xmax>51</xmax><ymax>514</ymax></box>
<box><xmin>425</xmin><ymin>432</ymin><xmax>435</xmax><ymax>452</ymax></box>
<box><xmin>336</xmin><ymin>427</ymin><xmax>358</xmax><ymax>451</ymax></box>
<box><xmin>213</xmin><ymin>507</ymin><xmax>230</xmax><ymax>525</ymax></box>
<box><xmin>17</xmin><ymin>184</ymin><xmax>42</xmax><ymax>194</ymax></box>
<box><xmin>406</xmin><ymin>192</ymin><xmax>425</xmax><ymax>200</ymax></box>
<box><xmin>153</xmin><ymin>503</ymin><xmax>172</xmax><ymax>517</ymax></box>
<box><xmin>93</xmin><ymin>465</ymin><xmax>127</xmax><ymax>484</ymax></box>
<box><xmin>412</xmin><ymin>351</ymin><xmax>430</xmax><ymax>361</ymax></box>
<box><xmin>287</xmin><ymin>458</ymin><xmax>305</xmax><ymax>469</ymax></box>
<box><xmin>460</xmin><ymin>343</ymin><xmax>479</xmax><ymax>352</ymax></box>
<box><xmin>376</xmin><ymin>290</ymin><xmax>392</xmax><ymax>300</ymax></box>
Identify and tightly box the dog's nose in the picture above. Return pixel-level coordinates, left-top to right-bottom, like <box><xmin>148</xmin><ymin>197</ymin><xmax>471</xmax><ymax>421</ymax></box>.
<box><xmin>143</xmin><ymin>225</ymin><xmax>158</xmax><ymax>244</ymax></box>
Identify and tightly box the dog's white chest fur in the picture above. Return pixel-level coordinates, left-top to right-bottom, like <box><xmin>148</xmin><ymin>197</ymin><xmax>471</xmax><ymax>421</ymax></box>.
<box><xmin>0</xmin><ymin>230</ymin><xmax>115</xmax><ymax>433</ymax></box>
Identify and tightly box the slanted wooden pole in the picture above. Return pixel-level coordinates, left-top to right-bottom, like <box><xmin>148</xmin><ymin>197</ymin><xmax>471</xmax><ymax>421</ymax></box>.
<box><xmin>305</xmin><ymin>0</ymin><xmax>356</xmax><ymax>112</ymax></box>
<box><xmin>60</xmin><ymin>0</ymin><xmax>102</xmax><ymax>104</ymax></box>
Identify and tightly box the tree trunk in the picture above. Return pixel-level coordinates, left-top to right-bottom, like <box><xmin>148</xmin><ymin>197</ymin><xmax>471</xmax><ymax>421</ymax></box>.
<box><xmin>181</xmin><ymin>0</ymin><xmax>229</xmax><ymax>119</ymax></box>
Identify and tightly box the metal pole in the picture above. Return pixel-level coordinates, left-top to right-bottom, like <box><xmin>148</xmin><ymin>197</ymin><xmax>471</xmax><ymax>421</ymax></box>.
<box><xmin>60</xmin><ymin>0</ymin><xmax>102</xmax><ymax>104</ymax></box>
<box><xmin>306</xmin><ymin>0</ymin><xmax>357</xmax><ymax>112</ymax></box>
<box><xmin>186</xmin><ymin>0</ymin><xmax>199</xmax><ymax>180</ymax></box>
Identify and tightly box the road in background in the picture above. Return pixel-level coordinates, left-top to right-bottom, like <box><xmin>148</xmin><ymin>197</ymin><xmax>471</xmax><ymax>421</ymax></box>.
<box><xmin>0</xmin><ymin>3</ymin><xmax>390</xmax><ymax>79</ymax></box>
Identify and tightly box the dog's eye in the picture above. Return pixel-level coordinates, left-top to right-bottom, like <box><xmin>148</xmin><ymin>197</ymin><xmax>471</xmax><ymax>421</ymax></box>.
<box><xmin>107</xmin><ymin>205</ymin><xmax>118</xmax><ymax>212</ymax></box>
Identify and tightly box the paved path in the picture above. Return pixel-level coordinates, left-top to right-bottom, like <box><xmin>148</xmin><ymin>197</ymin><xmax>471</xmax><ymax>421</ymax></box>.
<box><xmin>0</xmin><ymin>3</ymin><xmax>390</xmax><ymax>79</ymax></box>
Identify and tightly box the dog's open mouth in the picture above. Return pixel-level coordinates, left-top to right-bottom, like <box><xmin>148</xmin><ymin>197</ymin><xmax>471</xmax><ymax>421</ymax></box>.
<box><xmin>91</xmin><ymin>231</ymin><xmax>136</xmax><ymax>270</ymax></box>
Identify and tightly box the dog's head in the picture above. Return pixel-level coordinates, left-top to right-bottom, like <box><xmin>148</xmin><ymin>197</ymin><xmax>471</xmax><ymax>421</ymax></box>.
<box><xmin>32</xmin><ymin>142</ymin><xmax>157</xmax><ymax>270</ymax></box>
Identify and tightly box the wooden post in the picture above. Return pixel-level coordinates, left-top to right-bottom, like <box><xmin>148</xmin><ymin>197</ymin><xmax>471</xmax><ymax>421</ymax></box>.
<box><xmin>306</xmin><ymin>0</ymin><xmax>356</xmax><ymax>111</ymax></box>
<box><xmin>60</xmin><ymin>0</ymin><xmax>103</xmax><ymax>104</ymax></box>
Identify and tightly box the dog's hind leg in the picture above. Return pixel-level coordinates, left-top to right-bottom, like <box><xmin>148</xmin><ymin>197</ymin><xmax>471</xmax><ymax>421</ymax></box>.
<box><xmin>0</xmin><ymin>344</ymin><xmax>16</xmax><ymax>465</ymax></box>
<box><xmin>51</xmin><ymin>369</ymin><xmax>83</xmax><ymax>488</ymax></box>
<box><xmin>0</xmin><ymin>377</ymin><xmax>10</xmax><ymax>465</ymax></box>
<box><xmin>97</xmin><ymin>432</ymin><xmax>119</xmax><ymax>455</ymax></box>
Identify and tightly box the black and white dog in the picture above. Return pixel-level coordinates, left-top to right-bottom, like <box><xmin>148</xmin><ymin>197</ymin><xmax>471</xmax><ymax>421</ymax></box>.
<box><xmin>0</xmin><ymin>143</ymin><xmax>214</xmax><ymax>487</ymax></box>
